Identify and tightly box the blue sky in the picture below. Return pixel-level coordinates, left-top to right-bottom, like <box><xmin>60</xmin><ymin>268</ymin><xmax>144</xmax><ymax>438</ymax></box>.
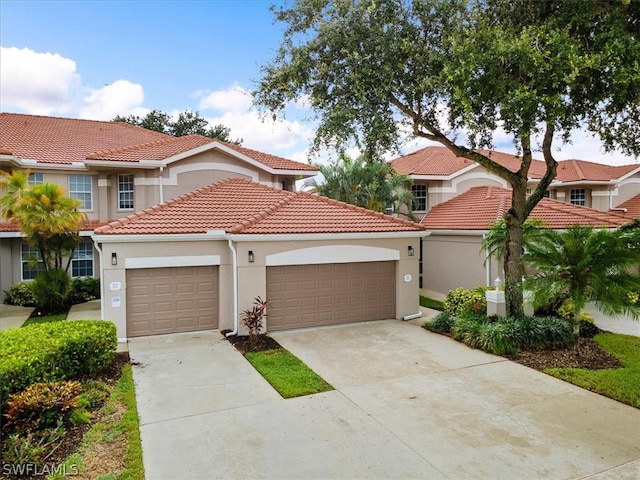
<box><xmin>1</xmin><ymin>0</ymin><xmax>638</xmax><ymax>166</ymax></box>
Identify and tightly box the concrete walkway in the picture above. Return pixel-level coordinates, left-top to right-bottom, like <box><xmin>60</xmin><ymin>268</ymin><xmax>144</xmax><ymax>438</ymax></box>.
<box><xmin>0</xmin><ymin>299</ymin><xmax>102</xmax><ymax>332</ymax></box>
<box><xmin>130</xmin><ymin>321</ymin><xmax>640</xmax><ymax>480</ymax></box>
<box><xmin>586</xmin><ymin>303</ymin><xmax>640</xmax><ymax>337</ymax></box>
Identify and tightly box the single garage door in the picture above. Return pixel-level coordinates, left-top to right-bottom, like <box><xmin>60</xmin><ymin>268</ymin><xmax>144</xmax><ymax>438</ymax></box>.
<box><xmin>126</xmin><ymin>266</ymin><xmax>218</xmax><ymax>337</ymax></box>
<box><xmin>266</xmin><ymin>262</ymin><xmax>395</xmax><ymax>331</ymax></box>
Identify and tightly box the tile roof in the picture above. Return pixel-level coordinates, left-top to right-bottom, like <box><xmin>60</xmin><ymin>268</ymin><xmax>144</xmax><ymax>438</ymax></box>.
<box><xmin>422</xmin><ymin>186</ymin><xmax>631</xmax><ymax>230</ymax></box>
<box><xmin>391</xmin><ymin>146</ymin><xmax>638</xmax><ymax>182</ymax></box>
<box><xmin>613</xmin><ymin>193</ymin><xmax>640</xmax><ymax>219</ymax></box>
<box><xmin>0</xmin><ymin>219</ymin><xmax>108</xmax><ymax>233</ymax></box>
<box><xmin>95</xmin><ymin>177</ymin><xmax>426</xmax><ymax>235</ymax></box>
<box><xmin>0</xmin><ymin>112</ymin><xmax>316</xmax><ymax>172</ymax></box>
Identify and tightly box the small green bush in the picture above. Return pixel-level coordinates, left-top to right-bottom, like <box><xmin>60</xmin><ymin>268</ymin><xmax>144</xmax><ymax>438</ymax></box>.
<box><xmin>444</xmin><ymin>287</ymin><xmax>488</xmax><ymax>316</ymax></box>
<box><xmin>449</xmin><ymin>315</ymin><xmax>572</xmax><ymax>355</ymax></box>
<box><xmin>0</xmin><ymin>321</ymin><xmax>117</xmax><ymax>409</ymax></box>
<box><xmin>3</xmin><ymin>281</ymin><xmax>36</xmax><ymax>307</ymax></box>
<box><xmin>67</xmin><ymin>277</ymin><xmax>101</xmax><ymax>305</ymax></box>
<box><xmin>5</xmin><ymin>381</ymin><xmax>81</xmax><ymax>432</ymax></box>
<box><xmin>579</xmin><ymin>319</ymin><xmax>601</xmax><ymax>338</ymax></box>
<box><xmin>32</xmin><ymin>268</ymin><xmax>70</xmax><ymax>314</ymax></box>
<box><xmin>2</xmin><ymin>426</ymin><xmax>65</xmax><ymax>466</ymax></box>
<box><xmin>423</xmin><ymin>312</ymin><xmax>454</xmax><ymax>334</ymax></box>
<box><xmin>77</xmin><ymin>380</ymin><xmax>110</xmax><ymax>409</ymax></box>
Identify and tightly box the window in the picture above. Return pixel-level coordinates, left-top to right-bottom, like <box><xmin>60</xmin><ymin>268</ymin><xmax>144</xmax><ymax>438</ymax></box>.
<box><xmin>69</xmin><ymin>175</ymin><xmax>93</xmax><ymax>210</ymax></box>
<box><xmin>570</xmin><ymin>188</ymin><xmax>586</xmax><ymax>206</ymax></box>
<box><xmin>71</xmin><ymin>242</ymin><xmax>94</xmax><ymax>278</ymax></box>
<box><xmin>28</xmin><ymin>172</ymin><xmax>44</xmax><ymax>185</ymax></box>
<box><xmin>526</xmin><ymin>188</ymin><xmax>550</xmax><ymax>198</ymax></box>
<box><xmin>412</xmin><ymin>184</ymin><xmax>428</xmax><ymax>211</ymax></box>
<box><xmin>21</xmin><ymin>244</ymin><xmax>45</xmax><ymax>280</ymax></box>
<box><xmin>118</xmin><ymin>174</ymin><xmax>134</xmax><ymax>210</ymax></box>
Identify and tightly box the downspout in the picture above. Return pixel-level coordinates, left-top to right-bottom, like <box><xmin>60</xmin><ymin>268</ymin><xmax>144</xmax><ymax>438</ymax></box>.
<box><xmin>483</xmin><ymin>233</ymin><xmax>491</xmax><ymax>287</ymax></box>
<box><xmin>92</xmin><ymin>238</ymin><xmax>105</xmax><ymax>321</ymax></box>
<box><xmin>226</xmin><ymin>237</ymin><xmax>239</xmax><ymax>337</ymax></box>
<box><xmin>158</xmin><ymin>166</ymin><xmax>164</xmax><ymax>204</ymax></box>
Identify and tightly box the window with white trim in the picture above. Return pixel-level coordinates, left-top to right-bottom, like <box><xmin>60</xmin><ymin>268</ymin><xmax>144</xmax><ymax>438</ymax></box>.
<box><xmin>21</xmin><ymin>244</ymin><xmax>45</xmax><ymax>280</ymax></box>
<box><xmin>69</xmin><ymin>175</ymin><xmax>93</xmax><ymax>210</ymax></box>
<box><xmin>570</xmin><ymin>188</ymin><xmax>586</xmax><ymax>206</ymax></box>
<box><xmin>28</xmin><ymin>172</ymin><xmax>44</xmax><ymax>185</ymax></box>
<box><xmin>118</xmin><ymin>174</ymin><xmax>134</xmax><ymax>210</ymax></box>
<box><xmin>71</xmin><ymin>242</ymin><xmax>94</xmax><ymax>278</ymax></box>
<box><xmin>412</xmin><ymin>184</ymin><xmax>428</xmax><ymax>211</ymax></box>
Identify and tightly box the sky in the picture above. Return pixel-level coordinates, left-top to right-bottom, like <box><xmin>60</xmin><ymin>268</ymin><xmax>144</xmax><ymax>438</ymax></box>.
<box><xmin>1</xmin><ymin>0</ymin><xmax>638</xmax><ymax>167</ymax></box>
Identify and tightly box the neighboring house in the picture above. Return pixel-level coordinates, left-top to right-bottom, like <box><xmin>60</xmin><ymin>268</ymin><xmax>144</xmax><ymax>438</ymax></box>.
<box><xmin>93</xmin><ymin>178</ymin><xmax>428</xmax><ymax>340</ymax></box>
<box><xmin>420</xmin><ymin>186</ymin><xmax>632</xmax><ymax>297</ymax></box>
<box><xmin>0</xmin><ymin>113</ymin><xmax>317</xmax><ymax>294</ymax></box>
<box><xmin>391</xmin><ymin>146</ymin><xmax>640</xmax><ymax>219</ymax></box>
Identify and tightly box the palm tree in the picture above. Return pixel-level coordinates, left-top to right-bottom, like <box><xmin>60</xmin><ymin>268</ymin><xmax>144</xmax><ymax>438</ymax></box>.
<box><xmin>314</xmin><ymin>153</ymin><xmax>416</xmax><ymax>219</ymax></box>
<box><xmin>0</xmin><ymin>170</ymin><xmax>29</xmax><ymax>219</ymax></box>
<box><xmin>524</xmin><ymin>225</ymin><xmax>640</xmax><ymax>352</ymax></box>
<box><xmin>481</xmin><ymin>217</ymin><xmax>550</xmax><ymax>265</ymax></box>
<box><xmin>14</xmin><ymin>183</ymin><xmax>85</xmax><ymax>271</ymax></box>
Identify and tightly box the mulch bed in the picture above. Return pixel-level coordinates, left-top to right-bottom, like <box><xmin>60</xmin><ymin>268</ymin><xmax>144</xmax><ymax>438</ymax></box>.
<box><xmin>1</xmin><ymin>352</ymin><xmax>129</xmax><ymax>480</ymax></box>
<box><xmin>508</xmin><ymin>337</ymin><xmax>623</xmax><ymax>371</ymax></box>
<box><xmin>223</xmin><ymin>331</ymin><xmax>283</xmax><ymax>354</ymax></box>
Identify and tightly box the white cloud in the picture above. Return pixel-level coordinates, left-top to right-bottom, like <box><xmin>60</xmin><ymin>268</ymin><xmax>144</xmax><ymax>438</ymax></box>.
<box><xmin>78</xmin><ymin>80</ymin><xmax>146</xmax><ymax>121</ymax></box>
<box><xmin>198</xmin><ymin>84</ymin><xmax>252</xmax><ymax>112</ymax></box>
<box><xmin>0</xmin><ymin>47</ymin><xmax>79</xmax><ymax>115</ymax></box>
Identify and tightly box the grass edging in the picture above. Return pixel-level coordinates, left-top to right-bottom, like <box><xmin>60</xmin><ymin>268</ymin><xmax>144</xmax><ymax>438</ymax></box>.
<box><xmin>419</xmin><ymin>295</ymin><xmax>444</xmax><ymax>311</ymax></box>
<box><xmin>245</xmin><ymin>348</ymin><xmax>333</xmax><ymax>399</ymax></box>
<box><xmin>49</xmin><ymin>364</ymin><xmax>145</xmax><ymax>480</ymax></box>
<box><xmin>544</xmin><ymin>333</ymin><xmax>640</xmax><ymax>409</ymax></box>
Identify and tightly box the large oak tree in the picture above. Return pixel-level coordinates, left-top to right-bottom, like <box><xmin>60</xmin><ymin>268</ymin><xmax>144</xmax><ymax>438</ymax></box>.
<box><xmin>254</xmin><ymin>0</ymin><xmax>640</xmax><ymax>317</ymax></box>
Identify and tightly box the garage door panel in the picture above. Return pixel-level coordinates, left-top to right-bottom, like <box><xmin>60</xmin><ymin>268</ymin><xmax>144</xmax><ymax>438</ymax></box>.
<box><xmin>267</xmin><ymin>262</ymin><xmax>395</xmax><ymax>331</ymax></box>
<box><xmin>126</xmin><ymin>266</ymin><xmax>218</xmax><ymax>337</ymax></box>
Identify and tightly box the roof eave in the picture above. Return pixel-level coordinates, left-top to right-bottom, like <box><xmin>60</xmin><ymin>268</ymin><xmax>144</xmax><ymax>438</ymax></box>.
<box><xmin>84</xmin><ymin>159</ymin><xmax>160</xmax><ymax>170</ymax></box>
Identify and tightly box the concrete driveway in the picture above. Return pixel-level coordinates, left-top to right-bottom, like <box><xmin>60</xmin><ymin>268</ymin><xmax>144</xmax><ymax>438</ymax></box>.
<box><xmin>130</xmin><ymin>321</ymin><xmax>640</xmax><ymax>480</ymax></box>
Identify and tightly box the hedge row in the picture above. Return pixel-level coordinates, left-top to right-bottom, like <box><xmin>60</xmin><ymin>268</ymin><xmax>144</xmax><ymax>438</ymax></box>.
<box><xmin>3</xmin><ymin>277</ymin><xmax>101</xmax><ymax>307</ymax></box>
<box><xmin>0</xmin><ymin>321</ymin><xmax>117</xmax><ymax>409</ymax></box>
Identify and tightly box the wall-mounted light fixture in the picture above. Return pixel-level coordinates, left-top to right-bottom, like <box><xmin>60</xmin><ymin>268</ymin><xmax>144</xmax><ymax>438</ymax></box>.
<box><xmin>111</xmin><ymin>252</ymin><xmax>118</xmax><ymax>265</ymax></box>
<box><xmin>408</xmin><ymin>245</ymin><xmax>415</xmax><ymax>257</ymax></box>
<box><xmin>248</xmin><ymin>250</ymin><xmax>255</xmax><ymax>263</ymax></box>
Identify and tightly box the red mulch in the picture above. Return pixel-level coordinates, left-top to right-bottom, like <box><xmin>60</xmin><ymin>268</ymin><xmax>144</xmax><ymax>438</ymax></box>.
<box><xmin>508</xmin><ymin>337</ymin><xmax>623</xmax><ymax>371</ymax></box>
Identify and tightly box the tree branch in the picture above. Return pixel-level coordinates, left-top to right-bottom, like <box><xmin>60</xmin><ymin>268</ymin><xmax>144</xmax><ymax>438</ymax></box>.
<box><xmin>525</xmin><ymin>120</ymin><xmax>558</xmax><ymax>217</ymax></box>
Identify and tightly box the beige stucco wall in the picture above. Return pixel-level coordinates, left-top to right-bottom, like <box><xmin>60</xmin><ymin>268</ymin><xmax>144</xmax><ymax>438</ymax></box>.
<box><xmin>97</xmin><ymin>235</ymin><xmax>422</xmax><ymax>340</ymax></box>
<box><xmin>427</xmin><ymin>169</ymin><xmax>507</xmax><ymax>210</ymax></box>
<box><xmin>616</xmin><ymin>176</ymin><xmax>640</xmax><ymax>207</ymax></box>
<box><xmin>421</xmin><ymin>234</ymin><xmax>502</xmax><ymax>297</ymax></box>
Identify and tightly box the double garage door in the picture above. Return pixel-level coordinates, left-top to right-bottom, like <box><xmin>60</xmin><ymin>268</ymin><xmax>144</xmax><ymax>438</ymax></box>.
<box><xmin>126</xmin><ymin>266</ymin><xmax>218</xmax><ymax>337</ymax></box>
<box><xmin>266</xmin><ymin>261</ymin><xmax>396</xmax><ymax>331</ymax></box>
<box><xmin>125</xmin><ymin>261</ymin><xmax>395</xmax><ymax>336</ymax></box>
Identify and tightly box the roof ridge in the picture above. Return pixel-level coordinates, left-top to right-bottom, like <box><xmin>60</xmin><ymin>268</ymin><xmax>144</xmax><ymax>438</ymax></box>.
<box><xmin>227</xmin><ymin>182</ymin><xmax>297</xmax><ymax>233</ymax></box>
<box><xmin>94</xmin><ymin>181</ymin><xmax>227</xmax><ymax>234</ymax></box>
<box><xmin>571</xmin><ymin>160</ymin><xmax>586</xmax><ymax>180</ymax></box>
<box><xmin>298</xmin><ymin>190</ymin><xmax>427</xmax><ymax>230</ymax></box>
<box><xmin>86</xmin><ymin>136</ymin><xmax>184</xmax><ymax>159</ymax></box>
<box><xmin>537</xmin><ymin>197</ymin><xmax>630</xmax><ymax>224</ymax></box>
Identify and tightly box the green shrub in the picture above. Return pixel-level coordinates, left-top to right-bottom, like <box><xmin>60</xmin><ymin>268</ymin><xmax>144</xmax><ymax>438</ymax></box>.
<box><xmin>77</xmin><ymin>380</ymin><xmax>110</xmax><ymax>409</ymax></box>
<box><xmin>423</xmin><ymin>312</ymin><xmax>454</xmax><ymax>334</ymax></box>
<box><xmin>0</xmin><ymin>320</ymin><xmax>117</xmax><ymax>409</ymax></box>
<box><xmin>5</xmin><ymin>381</ymin><xmax>81</xmax><ymax>432</ymax></box>
<box><xmin>444</xmin><ymin>287</ymin><xmax>488</xmax><ymax>316</ymax></box>
<box><xmin>67</xmin><ymin>277</ymin><xmax>101</xmax><ymax>305</ymax></box>
<box><xmin>3</xmin><ymin>281</ymin><xmax>36</xmax><ymax>307</ymax></box>
<box><xmin>2</xmin><ymin>426</ymin><xmax>65</xmax><ymax>466</ymax></box>
<box><xmin>579</xmin><ymin>319</ymin><xmax>601</xmax><ymax>338</ymax></box>
<box><xmin>32</xmin><ymin>268</ymin><xmax>70</xmax><ymax>314</ymax></box>
<box><xmin>449</xmin><ymin>315</ymin><xmax>572</xmax><ymax>355</ymax></box>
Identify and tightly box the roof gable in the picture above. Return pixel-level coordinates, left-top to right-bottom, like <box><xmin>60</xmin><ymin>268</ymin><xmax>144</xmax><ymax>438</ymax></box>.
<box><xmin>391</xmin><ymin>146</ymin><xmax>638</xmax><ymax>182</ymax></box>
<box><xmin>0</xmin><ymin>113</ymin><xmax>317</xmax><ymax>172</ymax></box>
<box><xmin>613</xmin><ymin>193</ymin><xmax>640</xmax><ymax>219</ymax></box>
<box><xmin>95</xmin><ymin>178</ymin><xmax>425</xmax><ymax>235</ymax></box>
<box><xmin>422</xmin><ymin>186</ymin><xmax>630</xmax><ymax>230</ymax></box>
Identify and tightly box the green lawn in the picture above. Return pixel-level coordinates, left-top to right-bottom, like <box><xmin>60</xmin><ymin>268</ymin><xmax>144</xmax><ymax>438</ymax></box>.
<box><xmin>22</xmin><ymin>313</ymin><xmax>67</xmax><ymax>327</ymax></box>
<box><xmin>545</xmin><ymin>333</ymin><xmax>640</xmax><ymax>409</ymax></box>
<box><xmin>419</xmin><ymin>295</ymin><xmax>444</xmax><ymax>311</ymax></box>
<box><xmin>50</xmin><ymin>364</ymin><xmax>144</xmax><ymax>480</ymax></box>
<box><xmin>245</xmin><ymin>349</ymin><xmax>333</xmax><ymax>399</ymax></box>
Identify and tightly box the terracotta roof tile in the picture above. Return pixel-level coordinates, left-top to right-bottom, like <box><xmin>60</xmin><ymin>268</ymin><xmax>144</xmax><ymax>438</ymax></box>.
<box><xmin>391</xmin><ymin>146</ymin><xmax>638</xmax><ymax>181</ymax></box>
<box><xmin>422</xmin><ymin>186</ymin><xmax>630</xmax><ymax>230</ymax></box>
<box><xmin>613</xmin><ymin>193</ymin><xmax>640</xmax><ymax>219</ymax></box>
<box><xmin>0</xmin><ymin>113</ymin><xmax>317</xmax><ymax>172</ymax></box>
<box><xmin>0</xmin><ymin>219</ymin><xmax>108</xmax><ymax>233</ymax></box>
<box><xmin>95</xmin><ymin>178</ymin><xmax>425</xmax><ymax>235</ymax></box>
